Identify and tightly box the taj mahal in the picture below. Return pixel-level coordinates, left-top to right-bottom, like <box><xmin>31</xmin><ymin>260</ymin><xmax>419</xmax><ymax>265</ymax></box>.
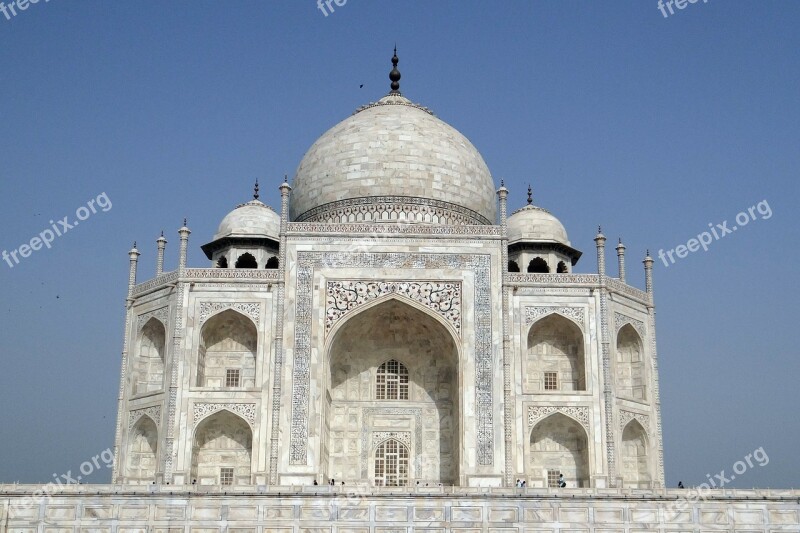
<box><xmin>3</xmin><ymin>52</ymin><xmax>798</xmax><ymax>532</ymax></box>
<box><xmin>114</xmin><ymin>49</ymin><xmax>661</xmax><ymax>490</ymax></box>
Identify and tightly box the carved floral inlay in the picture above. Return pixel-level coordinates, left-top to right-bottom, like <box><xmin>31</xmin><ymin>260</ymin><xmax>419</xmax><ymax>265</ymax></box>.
<box><xmin>326</xmin><ymin>281</ymin><xmax>461</xmax><ymax>336</ymax></box>
<box><xmin>619</xmin><ymin>409</ymin><xmax>650</xmax><ymax>435</ymax></box>
<box><xmin>527</xmin><ymin>405</ymin><xmax>590</xmax><ymax>432</ymax></box>
<box><xmin>614</xmin><ymin>312</ymin><xmax>646</xmax><ymax>338</ymax></box>
<box><xmin>525</xmin><ymin>306</ymin><xmax>585</xmax><ymax>329</ymax></box>
<box><xmin>193</xmin><ymin>403</ymin><xmax>257</xmax><ymax>426</ymax></box>
<box><xmin>128</xmin><ymin>405</ymin><xmax>161</xmax><ymax>429</ymax></box>
<box><xmin>136</xmin><ymin>307</ymin><xmax>169</xmax><ymax>331</ymax></box>
<box><xmin>198</xmin><ymin>302</ymin><xmax>261</xmax><ymax>326</ymax></box>
<box><xmin>372</xmin><ymin>431</ymin><xmax>412</xmax><ymax>448</ymax></box>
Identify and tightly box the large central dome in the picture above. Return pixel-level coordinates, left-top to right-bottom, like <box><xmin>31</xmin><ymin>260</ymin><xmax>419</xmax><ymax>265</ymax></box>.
<box><xmin>290</xmin><ymin>78</ymin><xmax>497</xmax><ymax>225</ymax></box>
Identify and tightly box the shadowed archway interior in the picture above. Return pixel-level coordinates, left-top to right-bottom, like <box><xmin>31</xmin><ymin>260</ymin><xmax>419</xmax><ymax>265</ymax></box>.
<box><xmin>324</xmin><ymin>298</ymin><xmax>460</xmax><ymax>486</ymax></box>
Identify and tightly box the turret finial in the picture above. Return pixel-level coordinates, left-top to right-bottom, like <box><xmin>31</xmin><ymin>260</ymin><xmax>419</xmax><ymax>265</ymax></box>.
<box><xmin>389</xmin><ymin>46</ymin><xmax>401</xmax><ymax>93</ymax></box>
<box><xmin>254</xmin><ymin>179</ymin><xmax>260</xmax><ymax>200</ymax></box>
<box><xmin>527</xmin><ymin>185</ymin><xmax>533</xmax><ymax>205</ymax></box>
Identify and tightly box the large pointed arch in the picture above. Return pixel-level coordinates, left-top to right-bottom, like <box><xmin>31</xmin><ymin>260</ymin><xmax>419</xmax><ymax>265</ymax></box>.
<box><xmin>324</xmin><ymin>297</ymin><xmax>460</xmax><ymax>485</ymax></box>
<box><xmin>525</xmin><ymin>313</ymin><xmax>586</xmax><ymax>393</ymax></box>
<box><xmin>126</xmin><ymin>415</ymin><xmax>158</xmax><ymax>484</ymax></box>
<box><xmin>196</xmin><ymin>309</ymin><xmax>257</xmax><ymax>388</ymax></box>
<box><xmin>620</xmin><ymin>419</ymin><xmax>650</xmax><ymax>488</ymax></box>
<box><xmin>191</xmin><ymin>409</ymin><xmax>252</xmax><ymax>485</ymax></box>
<box><xmin>528</xmin><ymin>412</ymin><xmax>590</xmax><ymax>488</ymax></box>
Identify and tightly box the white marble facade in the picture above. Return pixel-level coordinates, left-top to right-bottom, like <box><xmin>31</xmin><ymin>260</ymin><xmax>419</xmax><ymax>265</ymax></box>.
<box><xmin>109</xmin><ymin>77</ymin><xmax>667</xmax><ymax>492</ymax></box>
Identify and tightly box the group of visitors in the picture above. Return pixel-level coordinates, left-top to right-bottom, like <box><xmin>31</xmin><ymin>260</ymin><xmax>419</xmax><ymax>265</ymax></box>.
<box><xmin>312</xmin><ymin>479</ymin><xmax>345</xmax><ymax>486</ymax></box>
<box><xmin>516</xmin><ymin>474</ymin><xmax>567</xmax><ymax>488</ymax></box>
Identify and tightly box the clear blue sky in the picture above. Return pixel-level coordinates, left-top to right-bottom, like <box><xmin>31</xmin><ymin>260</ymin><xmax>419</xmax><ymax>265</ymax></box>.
<box><xmin>1</xmin><ymin>1</ymin><xmax>798</xmax><ymax>488</ymax></box>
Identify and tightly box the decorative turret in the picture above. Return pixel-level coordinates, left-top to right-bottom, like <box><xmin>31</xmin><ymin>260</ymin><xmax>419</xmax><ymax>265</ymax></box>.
<box><xmin>127</xmin><ymin>242</ymin><xmax>140</xmax><ymax>302</ymax></box>
<box><xmin>156</xmin><ymin>232</ymin><xmax>167</xmax><ymax>276</ymax></box>
<box><xmin>178</xmin><ymin>219</ymin><xmax>190</xmax><ymax>271</ymax></box>
<box><xmin>616</xmin><ymin>238</ymin><xmax>627</xmax><ymax>283</ymax></box>
<box><xmin>496</xmin><ymin>179</ymin><xmax>509</xmax><ymax>226</ymax></box>
<box><xmin>644</xmin><ymin>250</ymin><xmax>655</xmax><ymax>299</ymax></box>
<box><xmin>594</xmin><ymin>226</ymin><xmax>607</xmax><ymax>277</ymax></box>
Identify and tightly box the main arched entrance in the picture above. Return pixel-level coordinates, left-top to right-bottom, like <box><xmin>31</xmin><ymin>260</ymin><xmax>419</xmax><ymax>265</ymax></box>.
<box><xmin>324</xmin><ymin>298</ymin><xmax>460</xmax><ymax>486</ymax></box>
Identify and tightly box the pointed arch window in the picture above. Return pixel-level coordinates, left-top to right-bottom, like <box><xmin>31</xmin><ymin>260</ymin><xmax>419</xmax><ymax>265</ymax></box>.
<box><xmin>376</xmin><ymin>359</ymin><xmax>409</xmax><ymax>400</ymax></box>
<box><xmin>374</xmin><ymin>439</ymin><xmax>409</xmax><ymax>486</ymax></box>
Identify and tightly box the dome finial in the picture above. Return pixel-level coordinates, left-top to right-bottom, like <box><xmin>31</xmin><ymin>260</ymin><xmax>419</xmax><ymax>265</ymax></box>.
<box><xmin>389</xmin><ymin>46</ymin><xmax>401</xmax><ymax>93</ymax></box>
<box><xmin>253</xmin><ymin>179</ymin><xmax>260</xmax><ymax>200</ymax></box>
<box><xmin>527</xmin><ymin>185</ymin><xmax>533</xmax><ymax>205</ymax></box>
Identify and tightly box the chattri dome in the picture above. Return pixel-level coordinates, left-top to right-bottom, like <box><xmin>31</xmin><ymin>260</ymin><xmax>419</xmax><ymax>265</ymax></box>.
<box><xmin>214</xmin><ymin>199</ymin><xmax>280</xmax><ymax>241</ymax></box>
<box><xmin>289</xmin><ymin>53</ymin><xmax>497</xmax><ymax>225</ymax></box>
<box><xmin>507</xmin><ymin>204</ymin><xmax>571</xmax><ymax>246</ymax></box>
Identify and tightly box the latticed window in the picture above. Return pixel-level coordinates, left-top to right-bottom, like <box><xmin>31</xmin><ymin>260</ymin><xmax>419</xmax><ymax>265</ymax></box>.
<box><xmin>220</xmin><ymin>467</ymin><xmax>234</xmax><ymax>485</ymax></box>
<box><xmin>544</xmin><ymin>372</ymin><xmax>558</xmax><ymax>390</ymax></box>
<box><xmin>225</xmin><ymin>369</ymin><xmax>240</xmax><ymax>388</ymax></box>
<box><xmin>547</xmin><ymin>469</ymin><xmax>561</xmax><ymax>488</ymax></box>
<box><xmin>376</xmin><ymin>360</ymin><xmax>409</xmax><ymax>400</ymax></box>
<box><xmin>374</xmin><ymin>439</ymin><xmax>409</xmax><ymax>487</ymax></box>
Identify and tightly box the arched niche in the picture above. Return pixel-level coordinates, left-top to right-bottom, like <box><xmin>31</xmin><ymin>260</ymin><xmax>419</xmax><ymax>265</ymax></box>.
<box><xmin>126</xmin><ymin>416</ymin><xmax>158</xmax><ymax>484</ymax></box>
<box><xmin>134</xmin><ymin>318</ymin><xmax>166</xmax><ymax>395</ymax></box>
<box><xmin>197</xmin><ymin>309</ymin><xmax>257</xmax><ymax>388</ymax></box>
<box><xmin>325</xmin><ymin>298</ymin><xmax>459</xmax><ymax>485</ymax></box>
<box><xmin>620</xmin><ymin>419</ymin><xmax>650</xmax><ymax>488</ymax></box>
<box><xmin>528</xmin><ymin>413</ymin><xmax>590</xmax><ymax>488</ymax></box>
<box><xmin>191</xmin><ymin>410</ymin><xmax>252</xmax><ymax>485</ymax></box>
<box><xmin>526</xmin><ymin>314</ymin><xmax>586</xmax><ymax>392</ymax></box>
<box><xmin>616</xmin><ymin>324</ymin><xmax>647</xmax><ymax>401</ymax></box>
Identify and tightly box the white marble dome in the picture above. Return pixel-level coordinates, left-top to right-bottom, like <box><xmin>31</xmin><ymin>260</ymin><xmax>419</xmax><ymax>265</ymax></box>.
<box><xmin>214</xmin><ymin>199</ymin><xmax>280</xmax><ymax>241</ymax></box>
<box><xmin>508</xmin><ymin>204</ymin><xmax>571</xmax><ymax>245</ymax></box>
<box><xmin>290</xmin><ymin>93</ymin><xmax>497</xmax><ymax>225</ymax></box>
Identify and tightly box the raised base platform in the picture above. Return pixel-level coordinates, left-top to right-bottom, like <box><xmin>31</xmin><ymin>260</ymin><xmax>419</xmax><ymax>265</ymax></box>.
<box><xmin>2</xmin><ymin>485</ymin><xmax>799</xmax><ymax>532</ymax></box>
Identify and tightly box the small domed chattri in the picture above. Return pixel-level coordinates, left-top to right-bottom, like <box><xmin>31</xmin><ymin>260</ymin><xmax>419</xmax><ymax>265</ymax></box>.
<box><xmin>389</xmin><ymin>46</ymin><xmax>401</xmax><ymax>93</ymax></box>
